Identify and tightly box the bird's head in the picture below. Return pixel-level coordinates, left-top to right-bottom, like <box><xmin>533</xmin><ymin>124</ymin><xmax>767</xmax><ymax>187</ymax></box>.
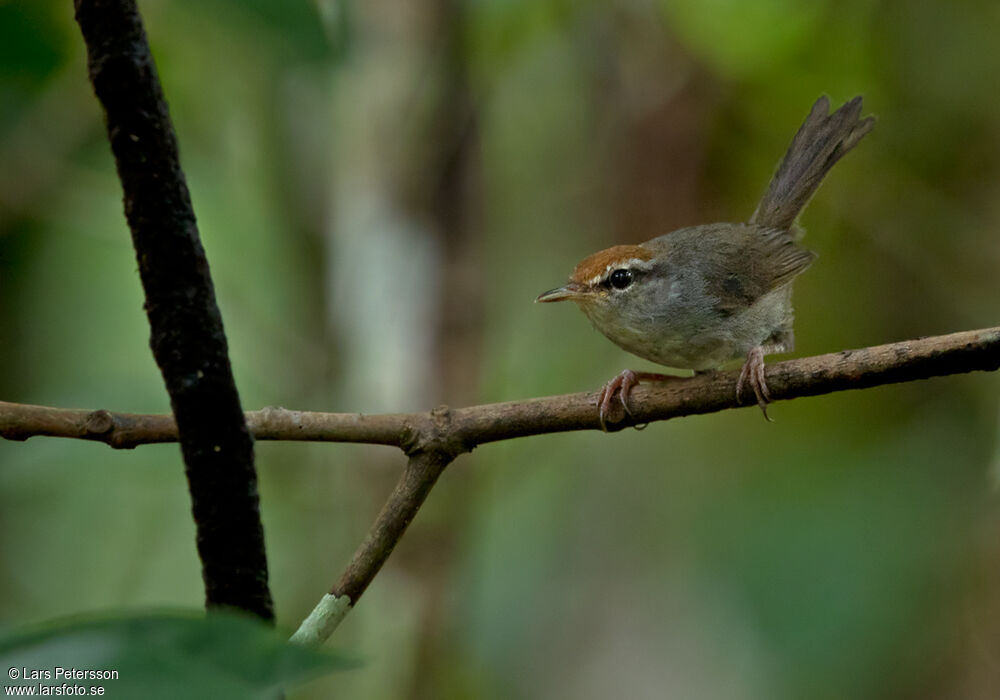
<box><xmin>535</xmin><ymin>244</ymin><xmax>657</xmax><ymax>313</ymax></box>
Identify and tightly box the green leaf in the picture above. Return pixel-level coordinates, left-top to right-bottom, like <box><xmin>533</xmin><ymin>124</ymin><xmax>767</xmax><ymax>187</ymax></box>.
<box><xmin>0</xmin><ymin>609</ymin><xmax>359</xmax><ymax>699</ymax></box>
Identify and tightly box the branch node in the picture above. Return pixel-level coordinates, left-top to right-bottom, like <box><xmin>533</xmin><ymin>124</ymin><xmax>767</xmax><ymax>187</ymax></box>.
<box><xmin>400</xmin><ymin>406</ymin><xmax>471</xmax><ymax>460</ymax></box>
<box><xmin>84</xmin><ymin>409</ymin><xmax>114</xmax><ymax>436</ymax></box>
<box><xmin>399</xmin><ymin>422</ymin><xmax>422</xmax><ymax>455</ymax></box>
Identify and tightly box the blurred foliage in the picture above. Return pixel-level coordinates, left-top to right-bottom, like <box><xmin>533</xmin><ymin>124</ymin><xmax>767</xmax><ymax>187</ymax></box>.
<box><xmin>1</xmin><ymin>0</ymin><xmax>999</xmax><ymax>699</ymax></box>
<box><xmin>0</xmin><ymin>609</ymin><xmax>357</xmax><ymax>698</ymax></box>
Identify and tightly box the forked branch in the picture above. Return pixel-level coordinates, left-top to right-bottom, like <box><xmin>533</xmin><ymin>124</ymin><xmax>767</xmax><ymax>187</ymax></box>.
<box><xmin>4</xmin><ymin>327</ymin><xmax>999</xmax><ymax>643</ymax></box>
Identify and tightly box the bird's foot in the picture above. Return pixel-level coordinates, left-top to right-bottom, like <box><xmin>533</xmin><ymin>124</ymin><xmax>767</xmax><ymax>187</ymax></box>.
<box><xmin>597</xmin><ymin>369</ymin><xmax>675</xmax><ymax>431</ymax></box>
<box><xmin>736</xmin><ymin>346</ymin><xmax>772</xmax><ymax>421</ymax></box>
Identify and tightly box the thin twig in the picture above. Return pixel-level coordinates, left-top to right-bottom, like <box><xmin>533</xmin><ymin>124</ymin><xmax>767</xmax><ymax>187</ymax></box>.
<box><xmin>288</xmin><ymin>448</ymin><xmax>454</xmax><ymax>646</ymax></box>
<box><xmin>335</xmin><ymin>448</ymin><xmax>454</xmax><ymax>601</ymax></box>
<box><xmin>73</xmin><ymin>0</ymin><xmax>273</xmax><ymax>619</ymax></box>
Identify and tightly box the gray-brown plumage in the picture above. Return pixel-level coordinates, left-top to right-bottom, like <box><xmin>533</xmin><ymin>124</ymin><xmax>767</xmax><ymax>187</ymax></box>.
<box><xmin>752</xmin><ymin>96</ymin><xmax>874</xmax><ymax>231</ymax></box>
<box><xmin>537</xmin><ymin>96</ymin><xmax>875</xmax><ymax>426</ymax></box>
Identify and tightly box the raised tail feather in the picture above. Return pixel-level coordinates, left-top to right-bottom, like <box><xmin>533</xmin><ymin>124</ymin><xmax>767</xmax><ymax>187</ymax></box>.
<box><xmin>750</xmin><ymin>96</ymin><xmax>875</xmax><ymax>231</ymax></box>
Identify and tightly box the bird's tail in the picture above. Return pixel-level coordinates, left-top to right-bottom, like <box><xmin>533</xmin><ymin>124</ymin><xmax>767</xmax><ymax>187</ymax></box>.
<box><xmin>751</xmin><ymin>96</ymin><xmax>875</xmax><ymax>231</ymax></box>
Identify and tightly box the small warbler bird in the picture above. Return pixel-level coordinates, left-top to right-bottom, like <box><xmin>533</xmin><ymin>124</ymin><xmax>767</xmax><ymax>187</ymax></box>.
<box><xmin>537</xmin><ymin>96</ymin><xmax>874</xmax><ymax>428</ymax></box>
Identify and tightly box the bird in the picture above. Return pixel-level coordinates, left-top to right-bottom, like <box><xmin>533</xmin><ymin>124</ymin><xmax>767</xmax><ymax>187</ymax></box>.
<box><xmin>536</xmin><ymin>96</ymin><xmax>875</xmax><ymax>429</ymax></box>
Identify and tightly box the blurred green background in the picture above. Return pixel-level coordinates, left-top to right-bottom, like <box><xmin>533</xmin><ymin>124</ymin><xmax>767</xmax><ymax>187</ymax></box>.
<box><xmin>2</xmin><ymin>0</ymin><xmax>1000</xmax><ymax>697</ymax></box>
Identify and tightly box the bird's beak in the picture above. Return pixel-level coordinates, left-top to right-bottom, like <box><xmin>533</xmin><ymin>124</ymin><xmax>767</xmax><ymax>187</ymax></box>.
<box><xmin>535</xmin><ymin>282</ymin><xmax>585</xmax><ymax>303</ymax></box>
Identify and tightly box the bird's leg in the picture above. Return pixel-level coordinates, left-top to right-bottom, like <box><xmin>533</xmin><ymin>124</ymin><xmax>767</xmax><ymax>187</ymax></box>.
<box><xmin>736</xmin><ymin>345</ymin><xmax>773</xmax><ymax>421</ymax></box>
<box><xmin>597</xmin><ymin>369</ymin><xmax>677</xmax><ymax>431</ymax></box>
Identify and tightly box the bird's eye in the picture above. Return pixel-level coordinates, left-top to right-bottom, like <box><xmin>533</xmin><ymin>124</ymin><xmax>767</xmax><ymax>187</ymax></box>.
<box><xmin>608</xmin><ymin>268</ymin><xmax>633</xmax><ymax>290</ymax></box>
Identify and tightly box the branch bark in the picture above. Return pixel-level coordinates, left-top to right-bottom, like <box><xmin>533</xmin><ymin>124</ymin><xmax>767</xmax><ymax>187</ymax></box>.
<box><xmin>4</xmin><ymin>327</ymin><xmax>998</xmax><ymax>450</ymax></box>
<box><xmin>73</xmin><ymin>0</ymin><xmax>273</xmax><ymax>620</ymax></box>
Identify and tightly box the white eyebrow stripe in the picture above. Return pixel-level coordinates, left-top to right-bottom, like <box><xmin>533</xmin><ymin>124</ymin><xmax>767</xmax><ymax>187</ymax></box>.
<box><xmin>586</xmin><ymin>258</ymin><xmax>654</xmax><ymax>285</ymax></box>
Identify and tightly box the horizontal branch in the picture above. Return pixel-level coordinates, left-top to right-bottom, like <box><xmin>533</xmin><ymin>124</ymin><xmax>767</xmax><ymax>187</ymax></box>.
<box><xmin>6</xmin><ymin>326</ymin><xmax>999</xmax><ymax>646</ymax></box>
<box><xmin>2</xmin><ymin>327</ymin><xmax>999</xmax><ymax>452</ymax></box>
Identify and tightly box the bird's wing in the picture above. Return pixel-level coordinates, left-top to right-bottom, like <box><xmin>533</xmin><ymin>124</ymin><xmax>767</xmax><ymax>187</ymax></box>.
<box><xmin>694</xmin><ymin>224</ymin><xmax>816</xmax><ymax>312</ymax></box>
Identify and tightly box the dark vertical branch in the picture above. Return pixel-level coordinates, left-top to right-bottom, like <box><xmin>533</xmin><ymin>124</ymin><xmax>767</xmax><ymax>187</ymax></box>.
<box><xmin>73</xmin><ymin>0</ymin><xmax>273</xmax><ymax>620</ymax></box>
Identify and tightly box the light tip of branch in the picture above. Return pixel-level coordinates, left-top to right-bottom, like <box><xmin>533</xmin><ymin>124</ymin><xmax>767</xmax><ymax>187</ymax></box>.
<box><xmin>289</xmin><ymin>593</ymin><xmax>353</xmax><ymax>646</ymax></box>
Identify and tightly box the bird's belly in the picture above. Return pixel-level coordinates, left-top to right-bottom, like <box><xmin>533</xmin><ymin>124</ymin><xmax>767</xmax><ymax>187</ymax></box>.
<box><xmin>580</xmin><ymin>293</ymin><xmax>788</xmax><ymax>370</ymax></box>
<box><xmin>608</xmin><ymin>326</ymin><xmax>738</xmax><ymax>370</ymax></box>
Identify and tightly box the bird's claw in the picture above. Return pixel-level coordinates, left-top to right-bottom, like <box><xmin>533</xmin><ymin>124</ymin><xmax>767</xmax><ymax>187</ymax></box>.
<box><xmin>736</xmin><ymin>346</ymin><xmax>773</xmax><ymax>421</ymax></box>
<box><xmin>597</xmin><ymin>370</ymin><xmax>674</xmax><ymax>431</ymax></box>
<box><xmin>598</xmin><ymin>369</ymin><xmax>640</xmax><ymax>431</ymax></box>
